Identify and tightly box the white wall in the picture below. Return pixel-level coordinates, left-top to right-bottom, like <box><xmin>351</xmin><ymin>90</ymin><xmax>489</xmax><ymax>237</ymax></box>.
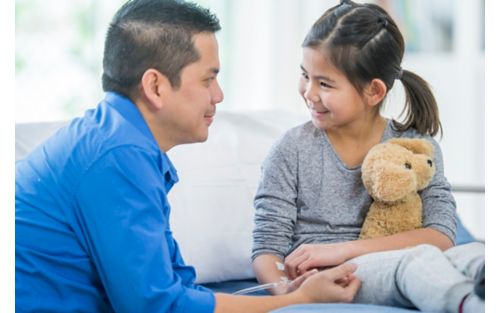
<box><xmin>16</xmin><ymin>0</ymin><xmax>485</xmax><ymax>238</ymax></box>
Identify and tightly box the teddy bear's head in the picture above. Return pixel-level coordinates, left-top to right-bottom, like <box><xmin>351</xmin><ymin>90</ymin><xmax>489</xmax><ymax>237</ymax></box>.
<box><xmin>361</xmin><ymin>138</ymin><xmax>436</xmax><ymax>203</ymax></box>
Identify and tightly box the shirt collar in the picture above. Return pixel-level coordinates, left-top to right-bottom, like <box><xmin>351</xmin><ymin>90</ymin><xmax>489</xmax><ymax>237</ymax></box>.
<box><xmin>163</xmin><ymin>154</ymin><xmax>179</xmax><ymax>193</ymax></box>
<box><xmin>102</xmin><ymin>91</ymin><xmax>178</xmax><ymax>181</ymax></box>
<box><xmin>103</xmin><ymin>92</ymin><xmax>153</xmax><ymax>141</ymax></box>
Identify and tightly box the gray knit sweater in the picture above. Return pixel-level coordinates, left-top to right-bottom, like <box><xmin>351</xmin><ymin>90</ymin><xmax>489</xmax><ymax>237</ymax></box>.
<box><xmin>252</xmin><ymin>120</ymin><xmax>457</xmax><ymax>260</ymax></box>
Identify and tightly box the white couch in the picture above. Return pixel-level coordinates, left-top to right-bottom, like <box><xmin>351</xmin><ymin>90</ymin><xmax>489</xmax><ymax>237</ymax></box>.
<box><xmin>16</xmin><ymin>110</ymin><xmax>482</xmax><ymax>313</ymax></box>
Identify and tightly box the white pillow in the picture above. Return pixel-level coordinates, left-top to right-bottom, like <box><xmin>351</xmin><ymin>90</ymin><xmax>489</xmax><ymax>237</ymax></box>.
<box><xmin>168</xmin><ymin>110</ymin><xmax>306</xmax><ymax>283</ymax></box>
<box><xmin>15</xmin><ymin>121</ymin><xmax>69</xmax><ymax>161</ymax></box>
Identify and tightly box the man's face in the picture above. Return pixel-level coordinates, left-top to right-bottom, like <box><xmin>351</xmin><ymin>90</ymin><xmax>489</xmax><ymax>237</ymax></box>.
<box><xmin>160</xmin><ymin>32</ymin><xmax>223</xmax><ymax>146</ymax></box>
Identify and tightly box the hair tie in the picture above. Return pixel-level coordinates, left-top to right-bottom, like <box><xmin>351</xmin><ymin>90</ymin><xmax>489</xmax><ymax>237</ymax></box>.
<box><xmin>396</xmin><ymin>68</ymin><xmax>404</xmax><ymax>80</ymax></box>
<box><xmin>378</xmin><ymin>17</ymin><xmax>388</xmax><ymax>28</ymax></box>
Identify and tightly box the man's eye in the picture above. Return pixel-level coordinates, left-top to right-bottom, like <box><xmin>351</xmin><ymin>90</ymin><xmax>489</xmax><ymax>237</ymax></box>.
<box><xmin>301</xmin><ymin>72</ymin><xmax>309</xmax><ymax>80</ymax></box>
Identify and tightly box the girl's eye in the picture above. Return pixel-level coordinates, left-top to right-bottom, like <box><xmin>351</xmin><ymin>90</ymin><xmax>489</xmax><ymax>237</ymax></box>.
<box><xmin>301</xmin><ymin>72</ymin><xmax>309</xmax><ymax>80</ymax></box>
<box><xmin>320</xmin><ymin>82</ymin><xmax>332</xmax><ymax>88</ymax></box>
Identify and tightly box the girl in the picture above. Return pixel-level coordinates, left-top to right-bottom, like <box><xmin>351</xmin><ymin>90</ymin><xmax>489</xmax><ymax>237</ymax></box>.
<box><xmin>251</xmin><ymin>1</ymin><xmax>484</xmax><ymax>312</ymax></box>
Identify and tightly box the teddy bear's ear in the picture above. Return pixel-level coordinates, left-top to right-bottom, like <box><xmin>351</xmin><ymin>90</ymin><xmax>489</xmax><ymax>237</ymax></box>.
<box><xmin>387</xmin><ymin>138</ymin><xmax>434</xmax><ymax>157</ymax></box>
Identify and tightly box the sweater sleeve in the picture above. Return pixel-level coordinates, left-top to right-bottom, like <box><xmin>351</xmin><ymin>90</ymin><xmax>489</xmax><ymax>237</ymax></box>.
<box><xmin>252</xmin><ymin>134</ymin><xmax>299</xmax><ymax>260</ymax></box>
<box><xmin>420</xmin><ymin>138</ymin><xmax>458</xmax><ymax>244</ymax></box>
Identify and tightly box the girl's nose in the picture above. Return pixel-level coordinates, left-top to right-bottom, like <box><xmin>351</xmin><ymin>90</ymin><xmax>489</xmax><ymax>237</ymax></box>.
<box><xmin>303</xmin><ymin>82</ymin><xmax>319</xmax><ymax>103</ymax></box>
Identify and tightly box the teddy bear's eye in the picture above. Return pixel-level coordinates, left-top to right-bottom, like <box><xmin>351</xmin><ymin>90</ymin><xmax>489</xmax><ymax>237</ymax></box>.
<box><xmin>404</xmin><ymin>162</ymin><xmax>412</xmax><ymax>170</ymax></box>
<box><xmin>427</xmin><ymin>159</ymin><xmax>433</xmax><ymax>167</ymax></box>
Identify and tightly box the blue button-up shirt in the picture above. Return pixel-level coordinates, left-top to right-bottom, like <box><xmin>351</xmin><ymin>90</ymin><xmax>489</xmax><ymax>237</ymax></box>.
<box><xmin>16</xmin><ymin>92</ymin><xmax>215</xmax><ymax>313</ymax></box>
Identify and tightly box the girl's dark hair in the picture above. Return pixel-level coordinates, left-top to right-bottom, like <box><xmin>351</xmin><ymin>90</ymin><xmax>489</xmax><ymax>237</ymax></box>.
<box><xmin>303</xmin><ymin>0</ymin><xmax>442</xmax><ymax>137</ymax></box>
<box><xmin>102</xmin><ymin>0</ymin><xmax>221</xmax><ymax>99</ymax></box>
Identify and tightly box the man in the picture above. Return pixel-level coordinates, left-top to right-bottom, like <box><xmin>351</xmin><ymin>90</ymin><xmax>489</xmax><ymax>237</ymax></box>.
<box><xmin>15</xmin><ymin>0</ymin><xmax>361</xmax><ymax>312</ymax></box>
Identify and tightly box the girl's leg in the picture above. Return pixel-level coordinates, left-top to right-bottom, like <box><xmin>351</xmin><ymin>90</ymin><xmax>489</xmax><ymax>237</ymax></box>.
<box><xmin>394</xmin><ymin>244</ymin><xmax>480</xmax><ymax>313</ymax></box>
<box><xmin>444</xmin><ymin>242</ymin><xmax>485</xmax><ymax>279</ymax></box>
<box><xmin>351</xmin><ymin>244</ymin><xmax>478</xmax><ymax>312</ymax></box>
<box><xmin>349</xmin><ymin>248</ymin><xmax>415</xmax><ymax>309</ymax></box>
<box><xmin>445</xmin><ymin>242</ymin><xmax>485</xmax><ymax>312</ymax></box>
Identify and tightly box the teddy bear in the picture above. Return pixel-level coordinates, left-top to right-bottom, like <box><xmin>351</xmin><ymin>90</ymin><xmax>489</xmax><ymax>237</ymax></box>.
<box><xmin>359</xmin><ymin>138</ymin><xmax>436</xmax><ymax>239</ymax></box>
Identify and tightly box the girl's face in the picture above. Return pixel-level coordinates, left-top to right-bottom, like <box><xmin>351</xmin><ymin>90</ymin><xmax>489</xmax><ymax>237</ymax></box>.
<box><xmin>298</xmin><ymin>47</ymin><xmax>370</xmax><ymax>130</ymax></box>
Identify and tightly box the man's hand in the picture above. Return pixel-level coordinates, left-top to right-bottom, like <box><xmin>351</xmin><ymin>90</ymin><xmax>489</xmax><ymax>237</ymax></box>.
<box><xmin>285</xmin><ymin>242</ymin><xmax>351</xmax><ymax>279</ymax></box>
<box><xmin>214</xmin><ymin>263</ymin><xmax>360</xmax><ymax>313</ymax></box>
<box><xmin>279</xmin><ymin>269</ymin><xmax>318</xmax><ymax>294</ymax></box>
<box><xmin>292</xmin><ymin>263</ymin><xmax>361</xmax><ymax>304</ymax></box>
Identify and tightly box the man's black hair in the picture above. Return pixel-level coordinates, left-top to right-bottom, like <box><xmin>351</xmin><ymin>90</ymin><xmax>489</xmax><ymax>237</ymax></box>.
<box><xmin>102</xmin><ymin>0</ymin><xmax>220</xmax><ymax>98</ymax></box>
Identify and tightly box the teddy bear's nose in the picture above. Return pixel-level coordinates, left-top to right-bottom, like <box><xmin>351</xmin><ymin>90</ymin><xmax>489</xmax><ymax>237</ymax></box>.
<box><xmin>427</xmin><ymin>159</ymin><xmax>433</xmax><ymax>167</ymax></box>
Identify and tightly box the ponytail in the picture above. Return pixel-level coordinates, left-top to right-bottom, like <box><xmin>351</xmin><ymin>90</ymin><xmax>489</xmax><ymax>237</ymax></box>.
<box><xmin>395</xmin><ymin>70</ymin><xmax>442</xmax><ymax>137</ymax></box>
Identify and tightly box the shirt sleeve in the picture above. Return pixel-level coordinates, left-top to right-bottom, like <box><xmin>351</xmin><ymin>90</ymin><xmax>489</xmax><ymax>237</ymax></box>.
<box><xmin>74</xmin><ymin>146</ymin><xmax>214</xmax><ymax>313</ymax></box>
<box><xmin>420</xmin><ymin>138</ymin><xmax>458</xmax><ymax>244</ymax></box>
<box><xmin>252</xmin><ymin>135</ymin><xmax>298</xmax><ymax>260</ymax></box>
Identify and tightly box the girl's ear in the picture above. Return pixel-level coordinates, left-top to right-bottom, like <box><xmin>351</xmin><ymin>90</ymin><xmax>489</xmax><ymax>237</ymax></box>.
<box><xmin>139</xmin><ymin>69</ymin><xmax>172</xmax><ymax>111</ymax></box>
<box><xmin>364</xmin><ymin>78</ymin><xmax>387</xmax><ymax>107</ymax></box>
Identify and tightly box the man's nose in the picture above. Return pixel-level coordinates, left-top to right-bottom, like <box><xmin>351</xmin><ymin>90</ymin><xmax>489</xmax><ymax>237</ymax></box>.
<box><xmin>212</xmin><ymin>80</ymin><xmax>224</xmax><ymax>105</ymax></box>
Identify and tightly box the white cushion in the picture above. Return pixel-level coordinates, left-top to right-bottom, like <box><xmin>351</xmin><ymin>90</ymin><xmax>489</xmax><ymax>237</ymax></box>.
<box><xmin>168</xmin><ymin>111</ymin><xmax>305</xmax><ymax>283</ymax></box>
<box><xmin>16</xmin><ymin>121</ymin><xmax>69</xmax><ymax>161</ymax></box>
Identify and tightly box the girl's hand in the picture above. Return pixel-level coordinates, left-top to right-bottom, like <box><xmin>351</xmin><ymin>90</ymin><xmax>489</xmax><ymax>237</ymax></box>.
<box><xmin>285</xmin><ymin>242</ymin><xmax>351</xmax><ymax>279</ymax></box>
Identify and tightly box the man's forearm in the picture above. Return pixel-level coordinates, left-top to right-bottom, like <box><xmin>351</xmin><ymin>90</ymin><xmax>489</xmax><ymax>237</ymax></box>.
<box><xmin>214</xmin><ymin>292</ymin><xmax>305</xmax><ymax>313</ymax></box>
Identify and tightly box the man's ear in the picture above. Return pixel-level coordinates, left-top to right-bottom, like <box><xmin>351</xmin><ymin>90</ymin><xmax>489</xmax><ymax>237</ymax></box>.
<box><xmin>139</xmin><ymin>69</ymin><xmax>171</xmax><ymax>111</ymax></box>
<box><xmin>364</xmin><ymin>78</ymin><xmax>387</xmax><ymax>107</ymax></box>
